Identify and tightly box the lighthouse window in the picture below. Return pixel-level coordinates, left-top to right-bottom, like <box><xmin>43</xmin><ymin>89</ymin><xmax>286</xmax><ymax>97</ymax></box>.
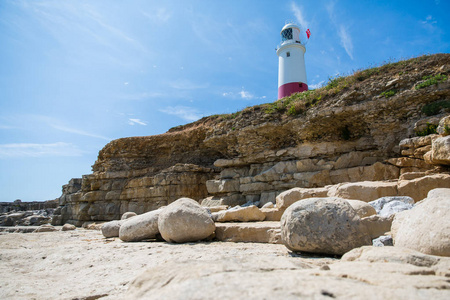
<box><xmin>281</xmin><ymin>28</ymin><xmax>293</xmax><ymax>41</ymax></box>
<box><xmin>286</xmin><ymin>52</ymin><xmax>290</xmax><ymax>57</ymax></box>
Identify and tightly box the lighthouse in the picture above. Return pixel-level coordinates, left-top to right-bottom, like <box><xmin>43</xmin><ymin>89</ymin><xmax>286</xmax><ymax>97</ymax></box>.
<box><xmin>276</xmin><ymin>22</ymin><xmax>308</xmax><ymax>99</ymax></box>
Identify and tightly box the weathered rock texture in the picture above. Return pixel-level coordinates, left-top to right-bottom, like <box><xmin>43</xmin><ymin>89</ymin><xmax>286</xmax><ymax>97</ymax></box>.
<box><xmin>52</xmin><ymin>54</ymin><xmax>450</xmax><ymax>225</ymax></box>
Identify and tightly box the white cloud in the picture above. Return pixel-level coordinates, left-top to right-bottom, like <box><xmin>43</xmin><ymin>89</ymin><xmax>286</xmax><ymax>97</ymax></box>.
<box><xmin>326</xmin><ymin>2</ymin><xmax>354</xmax><ymax>60</ymax></box>
<box><xmin>309</xmin><ymin>81</ymin><xmax>325</xmax><ymax>89</ymax></box>
<box><xmin>223</xmin><ymin>88</ymin><xmax>265</xmax><ymax>100</ymax></box>
<box><xmin>0</xmin><ymin>142</ymin><xmax>83</xmax><ymax>158</ymax></box>
<box><xmin>338</xmin><ymin>25</ymin><xmax>354</xmax><ymax>60</ymax></box>
<box><xmin>142</xmin><ymin>8</ymin><xmax>172</xmax><ymax>23</ymax></box>
<box><xmin>50</xmin><ymin>124</ymin><xmax>111</xmax><ymax>141</ymax></box>
<box><xmin>128</xmin><ymin>118</ymin><xmax>147</xmax><ymax>126</ymax></box>
<box><xmin>291</xmin><ymin>2</ymin><xmax>309</xmax><ymax>30</ymax></box>
<box><xmin>159</xmin><ymin>106</ymin><xmax>202</xmax><ymax>122</ymax></box>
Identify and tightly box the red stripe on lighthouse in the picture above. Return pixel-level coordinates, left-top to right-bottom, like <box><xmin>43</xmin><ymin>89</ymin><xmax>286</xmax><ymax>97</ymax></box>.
<box><xmin>278</xmin><ymin>82</ymin><xmax>308</xmax><ymax>99</ymax></box>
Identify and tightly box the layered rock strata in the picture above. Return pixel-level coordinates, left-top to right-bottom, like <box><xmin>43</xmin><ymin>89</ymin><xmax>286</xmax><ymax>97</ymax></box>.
<box><xmin>53</xmin><ymin>54</ymin><xmax>450</xmax><ymax>225</ymax></box>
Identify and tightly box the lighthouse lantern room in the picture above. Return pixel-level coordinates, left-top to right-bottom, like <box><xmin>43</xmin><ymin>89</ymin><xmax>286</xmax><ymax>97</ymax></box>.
<box><xmin>276</xmin><ymin>22</ymin><xmax>308</xmax><ymax>99</ymax></box>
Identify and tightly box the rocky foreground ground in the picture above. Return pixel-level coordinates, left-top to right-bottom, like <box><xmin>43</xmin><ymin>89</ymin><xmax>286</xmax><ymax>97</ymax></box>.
<box><xmin>0</xmin><ymin>229</ymin><xmax>449</xmax><ymax>300</ymax></box>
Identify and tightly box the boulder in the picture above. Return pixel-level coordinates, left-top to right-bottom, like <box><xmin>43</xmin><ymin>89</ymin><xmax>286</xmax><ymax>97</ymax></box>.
<box><xmin>33</xmin><ymin>224</ymin><xmax>57</xmax><ymax>233</ymax></box>
<box><xmin>276</xmin><ymin>187</ymin><xmax>328</xmax><ymax>209</ymax></box>
<box><xmin>346</xmin><ymin>199</ymin><xmax>376</xmax><ymax>218</ymax></box>
<box><xmin>368</xmin><ymin>196</ymin><xmax>414</xmax><ymax>217</ymax></box>
<box><xmin>61</xmin><ymin>223</ymin><xmax>76</xmax><ymax>231</ymax></box>
<box><xmin>102</xmin><ymin>220</ymin><xmax>124</xmax><ymax>238</ymax></box>
<box><xmin>429</xmin><ymin>136</ymin><xmax>450</xmax><ymax>165</ymax></box>
<box><xmin>119</xmin><ymin>210</ymin><xmax>161</xmax><ymax>242</ymax></box>
<box><xmin>392</xmin><ymin>188</ymin><xmax>450</xmax><ymax>256</ymax></box>
<box><xmin>328</xmin><ymin>181</ymin><xmax>398</xmax><ymax>202</ymax></box>
<box><xmin>397</xmin><ymin>174</ymin><xmax>450</xmax><ymax>201</ymax></box>
<box><xmin>361</xmin><ymin>215</ymin><xmax>393</xmax><ymax>239</ymax></box>
<box><xmin>158</xmin><ymin>198</ymin><xmax>215</xmax><ymax>243</ymax></box>
<box><xmin>212</xmin><ymin>205</ymin><xmax>265</xmax><ymax>222</ymax></box>
<box><xmin>121</xmin><ymin>212</ymin><xmax>137</xmax><ymax>220</ymax></box>
<box><xmin>280</xmin><ymin>197</ymin><xmax>371</xmax><ymax>255</ymax></box>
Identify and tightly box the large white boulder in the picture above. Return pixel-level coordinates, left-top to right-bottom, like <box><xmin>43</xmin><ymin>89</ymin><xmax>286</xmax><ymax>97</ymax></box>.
<box><xmin>280</xmin><ymin>197</ymin><xmax>371</xmax><ymax>255</ymax></box>
<box><xmin>158</xmin><ymin>198</ymin><xmax>215</xmax><ymax>243</ymax></box>
<box><xmin>119</xmin><ymin>210</ymin><xmax>161</xmax><ymax>242</ymax></box>
<box><xmin>392</xmin><ymin>188</ymin><xmax>450</xmax><ymax>256</ymax></box>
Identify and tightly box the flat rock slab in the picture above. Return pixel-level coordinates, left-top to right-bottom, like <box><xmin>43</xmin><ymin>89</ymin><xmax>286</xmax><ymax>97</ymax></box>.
<box><xmin>214</xmin><ymin>221</ymin><xmax>281</xmax><ymax>244</ymax></box>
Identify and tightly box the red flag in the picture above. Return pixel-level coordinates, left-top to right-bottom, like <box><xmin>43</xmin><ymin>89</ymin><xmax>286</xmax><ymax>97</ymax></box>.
<box><xmin>306</xmin><ymin>29</ymin><xmax>311</xmax><ymax>39</ymax></box>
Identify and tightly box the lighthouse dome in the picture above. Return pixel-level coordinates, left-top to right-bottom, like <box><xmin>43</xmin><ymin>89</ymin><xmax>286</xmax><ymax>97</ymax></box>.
<box><xmin>280</xmin><ymin>23</ymin><xmax>301</xmax><ymax>43</ymax></box>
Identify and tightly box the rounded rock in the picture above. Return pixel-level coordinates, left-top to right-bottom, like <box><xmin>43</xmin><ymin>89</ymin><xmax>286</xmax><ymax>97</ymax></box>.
<box><xmin>281</xmin><ymin>197</ymin><xmax>371</xmax><ymax>255</ymax></box>
<box><xmin>158</xmin><ymin>198</ymin><xmax>215</xmax><ymax>243</ymax></box>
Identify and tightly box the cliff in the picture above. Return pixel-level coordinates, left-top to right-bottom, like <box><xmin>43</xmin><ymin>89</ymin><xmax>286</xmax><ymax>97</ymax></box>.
<box><xmin>53</xmin><ymin>54</ymin><xmax>450</xmax><ymax>226</ymax></box>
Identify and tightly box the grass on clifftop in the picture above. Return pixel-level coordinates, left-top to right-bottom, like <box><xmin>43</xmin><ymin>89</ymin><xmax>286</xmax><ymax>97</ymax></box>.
<box><xmin>259</xmin><ymin>54</ymin><xmax>445</xmax><ymax>117</ymax></box>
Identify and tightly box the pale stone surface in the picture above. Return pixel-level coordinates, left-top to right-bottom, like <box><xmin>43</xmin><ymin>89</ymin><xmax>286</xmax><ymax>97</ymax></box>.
<box><xmin>61</xmin><ymin>223</ymin><xmax>76</xmax><ymax>231</ymax></box>
<box><xmin>260</xmin><ymin>207</ymin><xmax>285</xmax><ymax>221</ymax></box>
<box><xmin>346</xmin><ymin>199</ymin><xmax>376</xmax><ymax>218</ymax></box>
<box><xmin>276</xmin><ymin>187</ymin><xmax>328</xmax><ymax>209</ymax></box>
<box><xmin>1</xmin><ymin>230</ymin><xmax>450</xmax><ymax>299</ymax></box>
<box><xmin>430</xmin><ymin>136</ymin><xmax>450</xmax><ymax>165</ymax></box>
<box><xmin>214</xmin><ymin>222</ymin><xmax>281</xmax><ymax>244</ymax></box>
<box><xmin>361</xmin><ymin>215</ymin><xmax>393</xmax><ymax>239</ymax></box>
<box><xmin>119</xmin><ymin>210</ymin><xmax>160</xmax><ymax>242</ymax></box>
<box><xmin>369</xmin><ymin>196</ymin><xmax>414</xmax><ymax>217</ymax></box>
<box><xmin>437</xmin><ymin>115</ymin><xmax>450</xmax><ymax>136</ymax></box>
<box><xmin>397</xmin><ymin>174</ymin><xmax>450</xmax><ymax>201</ymax></box>
<box><xmin>392</xmin><ymin>189</ymin><xmax>450</xmax><ymax>256</ymax></box>
<box><xmin>101</xmin><ymin>220</ymin><xmax>124</xmax><ymax>238</ymax></box>
<box><xmin>281</xmin><ymin>197</ymin><xmax>371</xmax><ymax>255</ymax></box>
<box><xmin>329</xmin><ymin>181</ymin><xmax>398</xmax><ymax>202</ymax></box>
<box><xmin>158</xmin><ymin>198</ymin><xmax>215</xmax><ymax>243</ymax></box>
<box><xmin>33</xmin><ymin>224</ymin><xmax>57</xmax><ymax>233</ymax></box>
<box><xmin>212</xmin><ymin>205</ymin><xmax>265</xmax><ymax>222</ymax></box>
<box><xmin>126</xmin><ymin>246</ymin><xmax>450</xmax><ymax>300</ymax></box>
<box><xmin>121</xmin><ymin>212</ymin><xmax>137</xmax><ymax>220</ymax></box>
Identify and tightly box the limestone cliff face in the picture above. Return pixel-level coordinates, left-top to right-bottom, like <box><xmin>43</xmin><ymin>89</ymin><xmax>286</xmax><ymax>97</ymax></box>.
<box><xmin>53</xmin><ymin>54</ymin><xmax>450</xmax><ymax>226</ymax></box>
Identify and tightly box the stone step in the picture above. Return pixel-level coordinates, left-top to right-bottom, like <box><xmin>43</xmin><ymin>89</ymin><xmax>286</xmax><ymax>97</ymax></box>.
<box><xmin>214</xmin><ymin>221</ymin><xmax>281</xmax><ymax>244</ymax></box>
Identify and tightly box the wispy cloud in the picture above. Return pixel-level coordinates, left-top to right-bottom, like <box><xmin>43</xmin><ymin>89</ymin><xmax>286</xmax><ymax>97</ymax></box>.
<box><xmin>169</xmin><ymin>79</ymin><xmax>209</xmax><ymax>90</ymax></box>
<box><xmin>309</xmin><ymin>81</ymin><xmax>325</xmax><ymax>89</ymax></box>
<box><xmin>326</xmin><ymin>1</ymin><xmax>354</xmax><ymax>60</ymax></box>
<box><xmin>142</xmin><ymin>8</ymin><xmax>172</xmax><ymax>23</ymax></box>
<box><xmin>291</xmin><ymin>2</ymin><xmax>309</xmax><ymax>30</ymax></box>
<box><xmin>128</xmin><ymin>118</ymin><xmax>147</xmax><ymax>126</ymax></box>
<box><xmin>338</xmin><ymin>25</ymin><xmax>353</xmax><ymax>60</ymax></box>
<box><xmin>223</xmin><ymin>88</ymin><xmax>266</xmax><ymax>100</ymax></box>
<box><xmin>0</xmin><ymin>142</ymin><xmax>83</xmax><ymax>158</ymax></box>
<box><xmin>159</xmin><ymin>106</ymin><xmax>202</xmax><ymax>122</ymax></box>
<box><xmin>50</xmin><ymin>124</ymin><xmax>111</xmax><ymax>141</ymax></box>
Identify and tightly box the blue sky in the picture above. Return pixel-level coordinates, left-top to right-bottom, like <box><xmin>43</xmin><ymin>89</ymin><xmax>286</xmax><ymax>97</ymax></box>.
<box><xmin>0</xmin><ymin>0</ymin><xmax>449</xmax><ymax>202</ymax></box>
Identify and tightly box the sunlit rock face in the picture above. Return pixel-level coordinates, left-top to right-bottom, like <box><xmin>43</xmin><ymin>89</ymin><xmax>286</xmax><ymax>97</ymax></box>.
<box><xmin>53</xmin><ymin>54</ymin><xmax>450</xmax><ymax>226</ymax></box>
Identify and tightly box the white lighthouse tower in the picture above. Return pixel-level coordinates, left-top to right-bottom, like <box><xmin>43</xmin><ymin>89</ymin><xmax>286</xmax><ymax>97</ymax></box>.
<box><xmin>276</xmin><ymin>22</ymin><xmax>308</xmax><ymax>99</ymax></box>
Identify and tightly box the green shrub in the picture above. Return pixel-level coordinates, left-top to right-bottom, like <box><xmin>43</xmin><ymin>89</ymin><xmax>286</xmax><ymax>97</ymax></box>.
<box><xmin>415</xmin><ymin>74</ymin><xmax>448</xmax><ymax>90</ymax></box>
<box><xmin>422</xmin><ymin>100</ymin><xmax>450</xmax><ymax>116</ymax></box>
<box><xmin>380</xmin><ymin>89</ymin><xmax>397</xmax><ymax>98</ymax></box>
<box><xmin>416</xmin><ymin>123</ymin><xmax>438</xmax><ymax>136</ymax></box>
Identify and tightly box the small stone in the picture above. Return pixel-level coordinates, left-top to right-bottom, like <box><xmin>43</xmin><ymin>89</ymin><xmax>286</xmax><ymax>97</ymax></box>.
<box><xmin>121</xmin><ymin>212</ymin><xmax>137</xmax><ymax>220</ymax></box>
<box><xmin>61</xmin><ymin>223</ymin><xmax>76</xmax><ymax>231</ymax></box>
